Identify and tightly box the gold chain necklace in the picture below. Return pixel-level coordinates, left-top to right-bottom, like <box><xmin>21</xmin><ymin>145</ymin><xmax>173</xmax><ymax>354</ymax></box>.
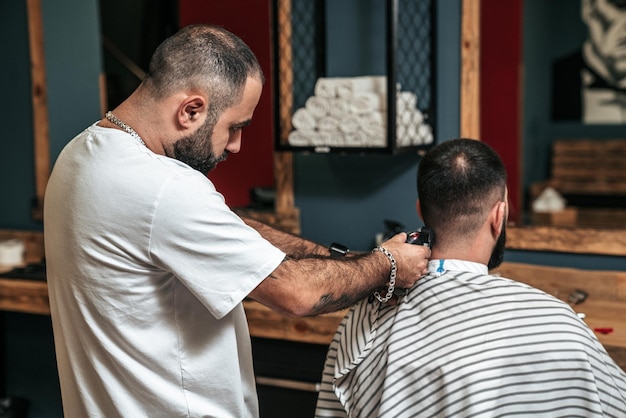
<box><xmin>105</xmin><ymin>111</ymin><xmax>146</xmax><ymax>146</ymax></box>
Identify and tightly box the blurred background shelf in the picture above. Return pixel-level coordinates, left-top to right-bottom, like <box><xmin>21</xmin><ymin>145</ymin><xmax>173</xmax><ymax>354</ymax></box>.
<box><xmin>271</xmin><ymin>0</ymin><xmax>437</xmax><ymax>154</ymax></box>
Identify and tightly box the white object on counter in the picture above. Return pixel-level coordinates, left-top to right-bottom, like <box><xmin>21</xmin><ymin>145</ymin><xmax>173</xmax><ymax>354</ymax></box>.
<box><xmin>0</xmin><ymin>239</ymin><xmax>25</xmax><ymax>267</ymax></box>
<box><xmin>532</xmin><ymin>187</ymin><xmax>567</xmax><ymax>213</ymax></box>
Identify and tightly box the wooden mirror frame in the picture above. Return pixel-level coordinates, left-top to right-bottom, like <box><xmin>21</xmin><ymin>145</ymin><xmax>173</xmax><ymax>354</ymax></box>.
<box><xmin>460</xmin><ymin>0</ymin><xmax>626</xmax><ymax>257</ymax></box>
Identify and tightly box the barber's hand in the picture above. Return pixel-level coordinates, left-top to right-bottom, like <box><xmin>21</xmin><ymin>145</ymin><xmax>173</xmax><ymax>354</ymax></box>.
<box><xmin>379</xmin><ymin>233</ymin><xmax>430</xmax><ymax>289</ymax></box>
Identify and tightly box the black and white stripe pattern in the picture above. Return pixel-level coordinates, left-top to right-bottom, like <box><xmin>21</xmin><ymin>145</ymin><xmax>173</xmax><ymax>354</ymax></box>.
<box><xmin>315</xmin><ymin>259</ymin><xmax>626</xmax><ymax>417</ymax></box>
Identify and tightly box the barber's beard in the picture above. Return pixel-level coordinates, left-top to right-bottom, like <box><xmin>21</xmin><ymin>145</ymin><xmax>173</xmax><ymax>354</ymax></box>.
<box><xmin>487</xmin><ymin>222</ymin><xmax>506</xmax><ymax>270</ymax></box>
<box><xmin>167</xmin><ymin>119</ymin><xmax>228</xmax><ymax>175</ymax></box>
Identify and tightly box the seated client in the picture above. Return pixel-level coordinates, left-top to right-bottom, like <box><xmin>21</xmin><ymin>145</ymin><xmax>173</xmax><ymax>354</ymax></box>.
<box><xmin>315</xmin><ymin>138</ymin><xmax>626</xmax><ymax>417</ymax></box>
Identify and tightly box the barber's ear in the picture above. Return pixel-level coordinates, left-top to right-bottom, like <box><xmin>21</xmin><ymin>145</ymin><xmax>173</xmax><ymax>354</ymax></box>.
<box><xmin>178</xmin><ymin>96</ymin><xmax>206</xmax><ymax>128</ymax></box>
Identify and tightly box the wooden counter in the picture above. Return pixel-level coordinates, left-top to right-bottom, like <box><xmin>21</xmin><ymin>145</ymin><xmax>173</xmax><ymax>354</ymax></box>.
<box><xmin>2</xmin><ymin>266</ymin><xmax>625</xmax><ymax>345</ymax></box>
<box><xmin>0</xmin><ymin>276</ymin><xmax>344</xmax><ymax>343</ymax></box>
<box><xmin>0</xmin><ymin>230</ymin><xmax>344</xmax><ymax>343</ymax></box>
<box><xmin>0</xmin><ymin>230</ymin><xmax>49</xmax><ymax>314</ymax></box>
<box><xmin>1</xmin><ymin>229</ymin><xmax>624</xmax><ymax>370</ymax></box>
<box><xmin>0</xmin><ymin>277</ymin><xmax>49</xmax><ymax>315</ymax></box>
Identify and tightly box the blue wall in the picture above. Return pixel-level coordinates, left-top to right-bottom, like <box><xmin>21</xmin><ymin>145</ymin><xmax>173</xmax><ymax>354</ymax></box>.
<box><xmin>1</xmin><ymin>1</ymin><xmax>36</xmax><ymax>231</ymax></box>
<box><xmin>1</xmin><ymin>0</ymin><xmax>101</xmax><ymax>416</ymax></box>
<box><xmin>0</xmin><ymin>0</ymin><xmax>102</xmax><ymax>231</ymax></box>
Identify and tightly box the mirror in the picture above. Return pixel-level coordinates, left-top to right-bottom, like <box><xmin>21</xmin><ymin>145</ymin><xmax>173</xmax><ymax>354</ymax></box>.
<box><xmin>521</xmin><ymin>0</ymin><xmax>626</xmax><ymax>235</ymax></box>
<box><xmin>462</xmin><ymin>0</ymin><xmax>626</xmax><ymax>256</ymax></box>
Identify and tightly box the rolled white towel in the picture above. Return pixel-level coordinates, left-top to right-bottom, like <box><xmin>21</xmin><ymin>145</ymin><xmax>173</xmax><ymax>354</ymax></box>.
<box><xmin>358</xmin><ymin>111</ymin><xmax>386</xmax><ymax>132</ymax></box>
<box><xmin>312</xmin><ymin>130</ymin><xmax>333</xmax><ymax>146</ymax></box>
<box><xmin>350</xmin><ymin>92</ymin><xmax>386</xmax><ymax>114</ymax></box>
<box><xmin>287</xmin><ymin>130</ymin><xmax>312</xmax><ymax>147</ymax></box>
<box><xmin>366</xmin><ymin>126</ymin><xmax>387</xmax><ymax>147</ymax></box>
<box><xmin>396</xmin><ymin>109</ymin><xmax>425</xmax><ymax>146</ymax></box>
<box><xmin>396</xmin><ymin>108</ymin><xmax>424</xmax><ymax>128</ymax></box>
<box><xmin>416</xmin><ymin>123</ymin><xmax>434</xmax><ymax>145</ymax></box>
<box><xmin>397</xmin><ymin>91</ymin><xmax>418</xmax><ymax>111</ymax></box>
<box><xmin>365</xmin><ymin>131</ymin><xmax>387</xmax><ymax>147</ymax></box>
<box><xmin>336</xmin><ymin>76</ymin><xmax>387</xmax><ymax>99</ymax></box>
<box><xmin>338</xmin><ymin>114</ymin><xmax>361</xmax><ymax>134</ymax></box>
<box><xmin>292</xmin><ymin>108</ymin><xmax>317</xmax><ymax>131</ymax></box>
<box><xmin>314</xmin><ymin>77</ymin><xmax>345</xmax><ymax>98</ymax></box>
<box><xmin>324</xmin><ymin>132</ymin><xmax>346</xmax><ymax>147</ymax></box>
<box><xmin>305</xmin><ymin>96</ymin><xmax>330</xmax><ymax>119</ymax></box>
<box><xmin>328</xmin><ymin>98</ymin><xmax>351</xmax><ymax>119</ymax></box>
<box><xmin>396</xmin><ymin>124</ymin><xmax>416</xmax><ymax>146</ymax></box>
<box><xmin>318</xmin><ymin>115</ymin><xmax>340</xmax><ymax>132</ymax></box>
<box><xmin>343</xmin><ymin>131</ymin><xmax>368</xmax><ymax>147</ymax></box>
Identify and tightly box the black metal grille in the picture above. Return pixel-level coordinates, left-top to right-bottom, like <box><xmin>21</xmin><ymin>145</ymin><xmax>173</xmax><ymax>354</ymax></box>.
<box><xmin>397</xmin><ymin>0</ymin><xmax>432</xmax><ymax>113</ymax></box>
<box><xmin>290</xmin><ymin>0</ymin><xmax>324</xmax><ymax>109</ymax></box>
<box><xmin>272</xmin><ymin>0</ymin><xmax>436</xmax><ymax>154</ymax></box>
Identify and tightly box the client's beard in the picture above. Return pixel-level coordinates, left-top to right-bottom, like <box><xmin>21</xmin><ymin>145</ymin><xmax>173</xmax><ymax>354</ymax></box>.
<box><xmin>487</xmin><ymin>222</ymin><xmax>506</xmax><ymax>270</ymax></box>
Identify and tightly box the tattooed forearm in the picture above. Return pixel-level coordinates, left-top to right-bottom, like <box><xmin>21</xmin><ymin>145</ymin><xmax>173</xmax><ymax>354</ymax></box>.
<box><xmin>310</xmin><ymin>288</ymin><xmax>374</xmax><ymax>316</ymax></box>
<box><xmin>249</xmin><ymin>228</ymin><xmax>397</xmax><ymax>316</ymax></box>
<box><xmin>306</xmin><ymin>254</ymin><xmax>387</xmax><ymax>315</ymax></box>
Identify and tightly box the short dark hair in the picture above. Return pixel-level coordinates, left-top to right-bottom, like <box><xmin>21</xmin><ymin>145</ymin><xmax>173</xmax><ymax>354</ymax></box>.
<box><xmin>417</xmin><ymin>138</ymin><xmax>507</xmax><ymax>238</ymax></box>
<box><xmin>142</xmin><ymin>24</ymin><xmax>264</xmax><ymax>122</ymax></box>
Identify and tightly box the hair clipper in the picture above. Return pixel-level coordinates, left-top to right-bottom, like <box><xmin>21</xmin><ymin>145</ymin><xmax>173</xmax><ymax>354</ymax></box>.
<box><xmin>405</xmin><ymin>227</ymin><xmax>432</xmax><ymax>247</ymax></box>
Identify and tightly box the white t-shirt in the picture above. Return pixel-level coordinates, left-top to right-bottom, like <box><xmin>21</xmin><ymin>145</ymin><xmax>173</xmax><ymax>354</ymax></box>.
<box><xmin>44</xmin><ymin>123</ymin><xmax>286</xmax><ymax>417</ymax></box>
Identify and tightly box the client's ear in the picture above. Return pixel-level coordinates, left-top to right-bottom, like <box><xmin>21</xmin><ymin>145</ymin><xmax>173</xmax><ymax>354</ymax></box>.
<box><xmin>490</xmin><ymin>201</ymin><xmax>507</xmax><ymax>237</ymax></box>
<box><xmin>416</xmin><ymin>200</ymin><xmax>424</xmax><ymax>222</ymax></box>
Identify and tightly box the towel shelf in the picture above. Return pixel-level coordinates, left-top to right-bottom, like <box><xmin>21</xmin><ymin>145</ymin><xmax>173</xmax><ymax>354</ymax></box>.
<box><xmin>271</xmin><ymin>0</ymin><xmax>437</xmax><ymax>155</ymax></box>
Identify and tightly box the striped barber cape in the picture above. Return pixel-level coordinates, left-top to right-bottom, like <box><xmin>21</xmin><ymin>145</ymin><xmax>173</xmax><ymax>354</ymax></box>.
<box><xmin>315</xmin><ymin>259</ymin><xmax>626</xmax><ymax>417</ymax></box>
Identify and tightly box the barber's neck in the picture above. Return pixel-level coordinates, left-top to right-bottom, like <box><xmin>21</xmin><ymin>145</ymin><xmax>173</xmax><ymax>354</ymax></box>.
<box><xmin>112</xmin><ymin>92</ymin><xmax>171</xmax><ymax>155</ymax></box>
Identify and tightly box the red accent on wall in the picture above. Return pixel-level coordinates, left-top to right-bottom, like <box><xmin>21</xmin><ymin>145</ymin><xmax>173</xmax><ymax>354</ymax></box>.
<box><xmin>480</xmin><ymin>0</ymin><xmax>523</xmax><ymax>223</ymax></box>
<box><xmin>179</xmin><ymin>1</ymin><xmax>275</xmax><ymax>208</ymax></box>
